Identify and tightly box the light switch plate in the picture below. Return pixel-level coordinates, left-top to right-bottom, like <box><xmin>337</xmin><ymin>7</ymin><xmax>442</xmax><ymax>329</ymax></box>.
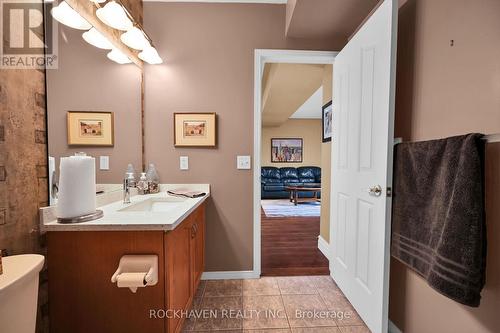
<box><xmin>237</xmin><ymin>155</ymin><xmax>251</xmax><ymax>170</ymax></box>
<box><xmin>99</xmin><ymin>156</ymin><xmax>109</xmax><ymax>170</ymax></box>
<box><xmin>180</xmin><ymin>156</ymin><xmax>189</xmax><ymax>170</ymax></box>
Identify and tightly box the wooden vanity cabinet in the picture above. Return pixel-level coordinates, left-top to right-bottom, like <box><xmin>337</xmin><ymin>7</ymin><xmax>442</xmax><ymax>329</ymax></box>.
<box><xmin>191</xmin><ymin>203</ymin><xmax>205</xmax><ymax>292</ymax></box>
<box><xmin>47</xmin><ymin>202</ymin><xmax>205</xmax><ymax>333</ymax></box>
<box><xmin>165</xmin><ymin>203</ymin><xmax>205</xmax><ymax>333</ymax></box>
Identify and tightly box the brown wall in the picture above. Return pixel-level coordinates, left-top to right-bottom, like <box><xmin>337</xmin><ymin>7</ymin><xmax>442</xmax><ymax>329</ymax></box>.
<box><xmin>320</xmin><ymin>64</ymin><xmax>332</xmax><ymax>242</ymax></box>
<box><xmin>144</xmin><ymin>2</ymin><xmax>343</xmax><ymax>271</ymax></box>
<box><xmin>389</xmin><ymin>0</ymin><xmax>500</xmax><ymax>332</ymax></box>
<box><xmin>262</xmin><ymin>120</ymin><xmax>322</xmax><ymax>167</ymax></box>
<box><xmin>47</xmin><ymin>26</ymin><xmax>142</xmax><ymax>184</ymax></box>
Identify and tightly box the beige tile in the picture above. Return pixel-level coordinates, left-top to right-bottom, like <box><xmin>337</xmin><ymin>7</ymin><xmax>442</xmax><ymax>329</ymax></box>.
<box><xmin>318</xmin><ymin>289</ymin><xmax>364</xmax><ymax>327</ymax></box>
<box><xmin>242</xmin><ymin>295</ymin><xmax>289</xmax><ymax>330</ymax></box>
<box><xmin>308</xmin><ymin>276</ymin><xmax>338</xmax><ymax>291</ymax></box>
<box><xmin>339</xmin><ymin>326</ymin><xmax>371</xmax><ymax>333</ymax></box>
<box><xmin>243</xmin><ymin>277</ymin><xmax>280</xmax><ymax>296</ymax></box>
<box><xmin>317</xmin><ymin>288</ymin><xmax>346</xmax><ymax>309</ymax></box>
<box><xmin>182</xmin><ymin>297</ymin><xmax>202</xmax><ymax>331</ymax></box>
<box><xmin>204</xmin><ymin>279</ymin><xmax>243</xmax><ymax>297</ymax></box>
<box><xmin>292</xmin><ymin>328</ymin><xmax>341</xmax><ymax>333</ymax></box>
<box><xmin>277</xmin><ymin>277</ymin><xmax>318</xmax><ymax>295</ymax></box>
<box><xmin>282</xmin><ymin>294</ymin><xmax>337</xmax><ymax>328</ymax></box>
<box><xmin>194</xmin><ymin>296</ymin><xmax>243</xmax><ymax>331</ymax></box>
<box><xmin>243</xmin><ymin>328</ymin><xmax>291</xmax><ymax>333</ymax></box>
<box><xmin>195</xmin><ymin>280</ymin><xmax>207</xmax><ymax>298</ymax></box>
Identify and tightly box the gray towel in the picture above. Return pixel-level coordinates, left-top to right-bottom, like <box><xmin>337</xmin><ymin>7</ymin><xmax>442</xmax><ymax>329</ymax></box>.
<box><xmin>391</xmin><ymin>133</ymin><xmax>486</xmax><ymax>307</ymax></box>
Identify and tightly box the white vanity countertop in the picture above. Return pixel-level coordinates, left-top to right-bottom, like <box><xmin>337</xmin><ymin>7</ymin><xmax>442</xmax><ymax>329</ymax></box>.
<box><xmin>40</xmin><ymin>184</ymin><xmax>210</xmax><ymax>232</ymax></box>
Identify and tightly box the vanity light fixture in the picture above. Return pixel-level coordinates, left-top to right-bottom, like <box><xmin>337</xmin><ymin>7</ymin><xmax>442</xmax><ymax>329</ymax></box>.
<box><xmin>120</xmin><ymin>27</ymin><xmax>150</xmax><ymax>51</ymax></box>
<box><xmin>82</xmin><ymin>28</ymin><xmax>114</xmax><ymax>50</ymax></box>
<box><xmin>138</xmin><ymin>46</ymin><xmax>163</xmax><ymax>65</ymax></box>
<box><xmin>107</xmin><ymin>48</ymin><xmax>132</xmax><ymax>64</ymax></box>
<box><xmin>51</xmin><ymin>1</ymin><xmax>92</xmax><ymax>30</ymax></box>
<box><xmin>96</xmin><ymin>0</ymin><xmax>133</xmax><ymax>31</ymax></box>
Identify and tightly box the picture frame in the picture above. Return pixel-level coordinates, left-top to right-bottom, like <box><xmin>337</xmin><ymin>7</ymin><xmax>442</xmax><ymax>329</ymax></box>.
<box><xmin>322</xmin><ymin>101</ymin><xmax>332</xmax><ymax>143</ymax></box>
<box><xmin>174</xmin><ymin>112</ymin><xmax>217</xmax><ymax>147</ymax></box>
<box><xmin>67</xmin><ymin>111</ymin><xmax>114</xmax><ymax>146</ymax></box>
<box><xmin>271</xmin><ymin>138</ymin><xmax>303</xmax><ymax>163</ymax></box>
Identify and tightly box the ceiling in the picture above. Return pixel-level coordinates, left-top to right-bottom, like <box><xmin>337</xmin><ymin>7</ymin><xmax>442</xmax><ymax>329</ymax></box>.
<box><xmin>290</xmin><ymin>86</ymin><xmax>323</xmax><ymax>120</ymax></box>
<box><xmin>286</xmin><ymin>0</ymin><xmax>380</xmax><ymax>40</ymax></box>
<box><xmin>262</xmin><ymin>63</ymin><xmax>325</xmax><ymax>127</ymax></box>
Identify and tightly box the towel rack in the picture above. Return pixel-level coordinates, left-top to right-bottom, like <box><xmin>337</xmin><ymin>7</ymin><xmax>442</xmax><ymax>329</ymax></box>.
<box><xmin>482</xmin><ymin>133</ymin><xmax>500</xmax><ymax>143</ymax></box>
<box><xmin>395</xmin><ymin>134</ymin><xmax>500</xmax><ymax>145</ymax></box>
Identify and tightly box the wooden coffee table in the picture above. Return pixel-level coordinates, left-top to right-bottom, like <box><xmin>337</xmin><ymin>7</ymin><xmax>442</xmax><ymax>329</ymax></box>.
<box><xmin>285</xmin><ymin>186</ymin><xmax>321</xmax><ymax>206</ymax></box>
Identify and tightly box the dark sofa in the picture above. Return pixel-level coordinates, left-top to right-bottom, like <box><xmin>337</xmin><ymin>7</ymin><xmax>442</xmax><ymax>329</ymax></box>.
<box><xmin>261</xmin><ymin>166</ymin><xmax>321</xmax><ymax>199</ymax></box>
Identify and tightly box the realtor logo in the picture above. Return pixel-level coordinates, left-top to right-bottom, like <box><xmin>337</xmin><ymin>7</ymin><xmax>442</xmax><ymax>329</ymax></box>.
<box><xmin>1</xmin><ymin>0</ymin><xmax>58</xmax><ymax>69</ymax></box>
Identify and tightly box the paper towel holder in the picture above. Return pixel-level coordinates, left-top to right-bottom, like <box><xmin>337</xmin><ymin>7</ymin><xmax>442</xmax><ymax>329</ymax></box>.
<box><xmin>57</xmin><ymin>209</ymin><xmax>104</xmax><ymax>224</ymax></box>
<box><xmin>111</xmin><ymin>255</ymin><xmax>158</xmax><ymax>292</ymax></box>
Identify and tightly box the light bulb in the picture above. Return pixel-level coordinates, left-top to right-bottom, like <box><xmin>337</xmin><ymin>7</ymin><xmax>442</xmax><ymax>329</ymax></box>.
<box><xmin>96</xmin><ymin>1</ymin><xmax>133</xmax><ymax>31</ymax></box>
<box><xmin>107</xmin><ymin>48</ymin><xmax>132</xmax><ymax>64</ymax></box>
<box><xmin>51</xmin><ymin>1</ymin><xmax>91</xmax><ymax>30</ymax></box>
<box><xmin>138</xmin><ymin>46</ymin><xmax>163</xmax><ymax>65</ymax></box>
<box><xmin>82</xmin><ymin>28</ymin><xmax>114</xmax><ymax>49</ymax></box>
<box><xmin>120</xmin><ymin>27</ymin><xmax>150</xmax><ymax>51</ymax></box>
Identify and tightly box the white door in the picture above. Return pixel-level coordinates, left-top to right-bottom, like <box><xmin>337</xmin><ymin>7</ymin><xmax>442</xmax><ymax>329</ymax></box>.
<box><xmin>329</xmin><ymin>1</ymin><xmax>397</xmax><ymax>332</ymax></box>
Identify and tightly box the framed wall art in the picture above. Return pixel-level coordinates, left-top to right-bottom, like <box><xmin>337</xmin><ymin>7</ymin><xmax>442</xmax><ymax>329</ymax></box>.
<box><xmin>322</xmin><ymin>101</ymin><xmax>332</xmax><ymax>143</ymax></box>
<box><xmin>67</xmin><ymin>111</ymin><xmax>114</xmax><ymax>146</ymax></box>
<box><xmin>271</xmin><ymin>138</ymin><xmax>303</xmax><ymax>163</ymax></box>
<box><xmin>174</xmin><ymin>112</ymin><xmax>217</xmax><ymax>147</ymax></box>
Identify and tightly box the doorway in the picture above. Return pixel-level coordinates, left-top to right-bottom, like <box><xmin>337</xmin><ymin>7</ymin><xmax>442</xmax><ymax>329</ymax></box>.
<box><xmin>258</xmin><ymin>61</ymin><xmax>333</xmax><ymax>276</ymax></box>
<box><xmin>253</xmin><ymin>50</ymin><xmax>337</xmax><ymax>280</ymax></box>
<box><xmin>254</xmin><ymin>3</ymin><xmax>397</xmax><ymax>332</ymax></box>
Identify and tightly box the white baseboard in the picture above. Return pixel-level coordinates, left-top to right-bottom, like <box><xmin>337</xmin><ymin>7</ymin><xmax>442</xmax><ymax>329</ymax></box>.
<box><xmin>388</xmin><ymin>320</ymin><xmax>403</xmax><ymax>333</ymax></box>
<box><xmin>317</xmin><ymin>235</ymin><xmax>330</xmax><ymax>261</ymax></box>
<box><xmin>201</xmin><ymin>270</ymin><xmax>260</xmax><ymax>280</ymax></box>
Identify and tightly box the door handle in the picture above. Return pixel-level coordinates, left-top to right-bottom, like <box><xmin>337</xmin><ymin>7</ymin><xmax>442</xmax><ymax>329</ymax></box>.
<box><xmin>367</xmin><ymin>185</ymin><xmax>382</xmax><ymax>197</ymax></box>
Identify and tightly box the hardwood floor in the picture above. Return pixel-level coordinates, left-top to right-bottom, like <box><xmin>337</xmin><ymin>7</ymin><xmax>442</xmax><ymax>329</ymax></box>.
<box><xmin>261</xmin><ymin>209</ymin><xmax>330</xmax><ymax>276</ymax></box>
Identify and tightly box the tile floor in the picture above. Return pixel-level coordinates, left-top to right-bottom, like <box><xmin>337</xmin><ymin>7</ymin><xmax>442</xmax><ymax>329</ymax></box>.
<box><xmin>182</xmin><ymin>276</ymin><xmax>371</xmax><ymax>332</ymax></box>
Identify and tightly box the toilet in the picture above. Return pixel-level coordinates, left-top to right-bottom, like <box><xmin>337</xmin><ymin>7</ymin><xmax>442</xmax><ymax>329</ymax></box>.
<box><xmin>0</xmin><ymin>254</ymin><xmax>45</xmax><ymax>333</ymax></box>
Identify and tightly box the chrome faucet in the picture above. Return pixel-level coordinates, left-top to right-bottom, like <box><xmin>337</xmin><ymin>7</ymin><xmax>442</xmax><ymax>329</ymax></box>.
<box><xmin>123</xmin><ymin>173</ymin><xmax>136</xmax><ymax>204</ymax></box>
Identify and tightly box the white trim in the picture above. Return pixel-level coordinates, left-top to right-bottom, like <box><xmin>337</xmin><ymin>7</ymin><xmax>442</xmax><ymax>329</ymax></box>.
<box><xmin>144</xmin><ymin>0</ymin><xmax>287</xmax><ymax>3</ymax></box>
<box><xmin>201</xmin><ymin>270</ymin><xmax>260</xmax><ymax>280</ymax></box>
<box><xmin>317</xmin><ymin>235</ymin><xmax>330</xmax><ymax>261</ymax></box>
<box><xmin>388</xmin><ymin>320</ymin><xmax>403</xmax><ymax>333</ymax></box>
<box><xmin>253</xmin><ymin>49</ymin><xmax>338</xmax><ymax>280</ymax></box>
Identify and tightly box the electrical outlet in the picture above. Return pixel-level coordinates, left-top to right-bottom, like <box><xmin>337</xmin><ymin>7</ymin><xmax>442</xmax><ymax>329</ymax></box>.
<box><xmin>237</xmin><ymin>155</ymin><xmax>251</xmax><ymax>170</ymax></box>
<box><xmin>180</xmin><ymin>156</ymin><xmax>189</xmax><ymax>170</ymax></box>
<box><xmin>99</xmin><ymin>156</ymin><xmax>109</xmax><ymax>170</ymax></box>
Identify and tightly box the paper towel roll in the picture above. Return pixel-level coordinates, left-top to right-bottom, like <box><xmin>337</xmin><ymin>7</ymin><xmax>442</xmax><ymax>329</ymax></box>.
<box><xmin>116</xmin><ymin>273</ymin><xmax>147</xmax><ymax>293</ymax></box>
<box><xmin>56</xmin><ymin>155</ymin><xmax>96</xmax><ymax>218</ymax></box>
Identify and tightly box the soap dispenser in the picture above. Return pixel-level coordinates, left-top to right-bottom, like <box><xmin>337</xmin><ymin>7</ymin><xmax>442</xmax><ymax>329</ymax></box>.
<box><xmin>137</xmin><ymin>172</ymin><xmax>149</xmax><ymax>195</ymax></box>
<box><xmin>126</xmin><ymin>164</ymin><xmax>136</xmax><ymax>179</ymax></box>
<box><xmin>145</xmin><ymin>164</ymin><xmax>160</xmax><ymax>194</ymax></box>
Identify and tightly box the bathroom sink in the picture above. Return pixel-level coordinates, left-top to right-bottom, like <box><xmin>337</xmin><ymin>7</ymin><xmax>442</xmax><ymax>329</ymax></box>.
<box><xmin>119</xmin><ymin>197</ymin><xmax>187</xmax><ymax>213</ymax></box>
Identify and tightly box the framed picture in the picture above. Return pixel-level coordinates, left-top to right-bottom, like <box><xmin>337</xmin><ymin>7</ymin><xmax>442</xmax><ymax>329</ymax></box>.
<box><xmin>271</xmin><ymin>138</ymin><xmax>303</xmax><ymax>163</ymax></box>
<box><xmin>67</xmin><ymin>111</ymin><xmax>114</xmax><ymax>146</ymax></box>
<box><xmin>322</xmin><ymin>101</ymin><xmax>332</xmax><ymax>143</ymax></box>
<box><xmin>174</xmin><ymin>112</ymin><xmax>217</xmax><ymax>147</ymax></box>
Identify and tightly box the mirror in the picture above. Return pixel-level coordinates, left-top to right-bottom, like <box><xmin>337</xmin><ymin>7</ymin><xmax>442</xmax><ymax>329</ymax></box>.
<box><xmin>45</xmin><ymin>24</ymin><xmax>143</xmax><ymax>203</ymax></box>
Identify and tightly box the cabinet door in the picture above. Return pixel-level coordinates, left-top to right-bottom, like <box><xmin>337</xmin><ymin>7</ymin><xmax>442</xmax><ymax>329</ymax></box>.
<box><xmin>48</xmin><ymin>231</ymin><xmax>165</xmax><ymax>333</ymax></box>
<box><xmin>192</xmin><ymin>204</ymin><xmax>206</xmax><ymax>287</ymax></box>
<box><xmin>165</xmin><ymin>218</ymin><xmax>193</xmax><ymax>333</ymax></box>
